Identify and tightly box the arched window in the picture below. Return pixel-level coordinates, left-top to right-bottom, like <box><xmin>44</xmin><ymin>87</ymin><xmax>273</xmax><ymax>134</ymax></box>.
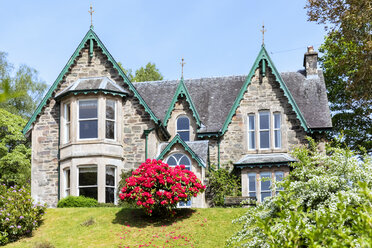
<box><xmin>176</xmin><ymin>116</ymin><xmax>190</xmax><ymax>141</ymax></box>
<box><xmin>166</xmin><ymin>153</ymin><xmax>191</xmax><ymax>171</ymax></box>
<box><xmin>166</xmin><ymin>153</ymin><xmax>192</xmax><ymax>207</ymax></box>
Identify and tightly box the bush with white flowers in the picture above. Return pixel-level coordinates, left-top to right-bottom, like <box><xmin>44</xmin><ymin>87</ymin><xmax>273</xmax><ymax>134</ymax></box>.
<box><xmin>227</xmin><ymin>138</ymin><xmax>372</xmax><ymax>247</ymax></box>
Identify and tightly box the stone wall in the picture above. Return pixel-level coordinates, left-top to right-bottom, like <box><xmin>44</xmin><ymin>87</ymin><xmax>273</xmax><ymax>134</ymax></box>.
<box><xmin>209</xmin><ymin>66</ymin><xmax>307</xmax><ymax>166</ymax></box>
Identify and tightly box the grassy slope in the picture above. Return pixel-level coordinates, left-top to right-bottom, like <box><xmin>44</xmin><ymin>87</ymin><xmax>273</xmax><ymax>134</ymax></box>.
<box><xmin>5</xmin><ymin>208</ymin><xmax>246</xmax><ymax>248</ymax></box>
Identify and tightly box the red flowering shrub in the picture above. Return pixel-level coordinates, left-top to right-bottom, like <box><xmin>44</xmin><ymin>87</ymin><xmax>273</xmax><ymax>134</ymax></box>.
<box><xmin>119</xmin><ymin>159</ymin><xmax>205</xmax><ymax>215</ymax></box>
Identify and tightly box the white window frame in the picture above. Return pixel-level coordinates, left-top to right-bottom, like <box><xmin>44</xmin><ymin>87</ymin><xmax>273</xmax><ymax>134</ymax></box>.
<box><xmin>259</xmin><ymin>111</ymin><xmax>270</xmax><ymax>149</ymax></box>
<box><xmin>64</xmin><ymin>168</ymin><xmax>70</xmax><ymax>198</ymax></box>
<box><xmin>166</xmin><ymin>153</ymin><xmax>192</xmax><ymax>208</ymax></box>
<box><xmin>273</xmin><ymin>113</ymin><xmax>281</xmax><ymax>149</ymax></box>
<box><xmin>77</xmin><ymin>165</ymin><xmax>98</xmax><ymax>199</ymax></box>
<box><xmin>248</xmin><ymin>114</ymin><xmax>256</xmax><ymax>150</ymax></box>
<box><xmin>176</xmin><ymin>116</ymin><xmax>190</xmax><ymax>142</ymax></box>
<box><xmin>63</xmin><ymin>103</ymin><xmax>71</xmax><ymax>144</ymax></box>
<box><xmin>105</xmin><ymin>99</ymin><xmax>116</xmax><ymax>140</ymax></box>
<box><xmin>260</xmin><ymin>172</ymin><xmax>272</xmax><ymax>202</ymax></box>
<box><xmin>77</xmin><ymin>99</ymin><xmax>98</xmax><ymax>140</ymax></box>
<box><xmin>105</xmin><ymin>165</ymin><xmax>117</xmax><ymax>204</ymax></box>
<box><xmin>247</xmin><ymin>173</ymin><xmax>257</xmax><ymax>198</ymax></box>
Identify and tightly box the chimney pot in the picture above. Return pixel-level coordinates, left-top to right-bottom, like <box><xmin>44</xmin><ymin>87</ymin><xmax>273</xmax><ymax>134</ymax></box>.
<box><xmin>303</xmin><ymin>46</ymin><xmax>318</xmax><ymax>77</ymax></box>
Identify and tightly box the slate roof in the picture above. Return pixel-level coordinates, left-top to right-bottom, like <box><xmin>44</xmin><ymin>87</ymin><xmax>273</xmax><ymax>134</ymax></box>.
<box><xmin>55</xmin><ymin>76</ymin><xmax>129</xmax><ymax>99</ymax></box>
<box><xmin>158</xmin><ymin>140</ymin><xmax>209</xmax><ymax>166</ymax></box>
<box><xmin>133</xmin><ymin>71</ymin><xmax>332</xmax><ymax>133</ymax></box>
<box><xmin>234</xmin><ymin>153</ymin><xmax>296</xmax><ymax>165</ymax></box>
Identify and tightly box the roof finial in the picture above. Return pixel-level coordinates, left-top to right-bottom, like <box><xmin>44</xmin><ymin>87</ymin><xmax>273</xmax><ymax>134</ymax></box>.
<box><xmin>88</xmin><ymin>4</ymin><xmax>95</xmax><ymax>28</ymax></box>
<box><xmin>180</xmin><ymin>57</ymin><xmax>186</xmax><ymax>79</ymax></box>
<box><xmin>261</xmin><ymin>22</ymin><xmax>266</xmax><ymax>45</ymax></box>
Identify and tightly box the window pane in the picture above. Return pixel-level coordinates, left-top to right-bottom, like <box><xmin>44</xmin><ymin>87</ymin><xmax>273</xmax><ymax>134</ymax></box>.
<box><xmin>249</xmin><ymin>131</ymin><xmax>255</xmax><ymax>149</ymax></box>
<box><xmin>177</xmin><ymin>117</ymin><xmax>189</xmax><ymax>130</ymax></box>
<box><xmin>79</xmin><ymin>187</ymin><xmax>97</xmax><ymax>200</ymax></box>
<box><xmin>106</xmin><ymin>167</ymin><xmax>115</xmax><ymax>186</ymax></box>
<box><xmin>79</xmin><ymin>100</ymin><xmax>97</xmax><ymax>119</ymax></box>
<box><xmin>65</xmin><ymin>124</ymin><xmax>70</xmax><ymax>143</ymax></box>
<box><xmin>80</xmin><ymin>120</ymin><xmax>98</xmax><ymax>139</ymax></box>
<box><xmin>178</xmin><ymin>131</ymin><xmax>190</xmax><ymax>141</ymax></box>
<box><xmin>274</xmin><ymin>130</ymin><xmax>281</xmax><ymax>148</ymax></box>
<box><xmin>249</xmin><ymin>192</ymin><xmax>256</xmax><ymax>197</ymax></box>
<box><xmin>259</xmin><ymin>112</ymin><xmax>269</xmax><ymax>130</ymax></box>
<box><xmin>65</xmin><ymin>169</ymin><xmax>70</xmax><ymax>188</ymax></box>
<box><xmin>248</xmin><ymin>115</ymin><xmax>255</xmax><ymax>130</ymax></box>
<box><xmin>248</xmin><ymin>175</ymin><xmax>256</xmax><ymax>191</ymax></box>
<box><xmin>275</xmin><ymin>172</ymin><xmax>284</xmax><ymax>191</ymax></box>
<box><xmin>180</xmin><ymin>156</ymin><xmax>191</xmax><ymax>166</ymax></box>
<box><xmin>274</xmin><ymin>114</ymin><xmax>280</xmax><ymax>129</ymax></box>
<box><xmin>106</xmin><ymin>120</ymin><xmax>115</xmax><ymax>139</ymax></box>
<box><xmin>65</xmin><ymin>104</ymin><xmax>70</xmax><ymax>122</ymax></box>
<box><xmin>173</xmin><ymin>154</ymin><xmax>183</xmax><ymax>161</ymax></box>
<box><xmin>79</xmin><ymin>167</ymin><xmax>97</xmax><ymax>186</ymax></box>
<box><xmin>105</xmin><ymin>187</ymin><xmax>115</xmax><ymax>203</ymax></box>
<box><xmin>261</xmin><ymin>192</ymin><xmax>271</xmax><ymax>201</ymax></box>
<box><xmin>261</xmin><ymin>173</ymin><xmax>271</xmax><ymax>191</ymax></box>
<box><xmin>106</xmin><ymin>100</ymin><xmax>115</xmax><ymax>120</ymax></box>
<box><xmin>167</xmin><ymin>156</ymin><xmax>177</xmax><ymax>166</ymax></box>
<box><xmin>260</xmin><ymin>131</ymin><xmax>270</xmax><ymax>148</ymax></box>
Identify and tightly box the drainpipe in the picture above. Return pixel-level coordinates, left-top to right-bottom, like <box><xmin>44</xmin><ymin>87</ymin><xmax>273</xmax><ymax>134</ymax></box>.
<box><xmin>143</xmin><ymin>128</ymin><xmax>155</xmax><ymax>159</ymax></box>
<box><xmin>217</xmin><ymin>134</ymin><xmax>221</xmax><ymax>170</ymax></box>
<box><xmin>57</xmin><ymin>103</ymin><xmax>61</xmax><ymax>201</ymax></box>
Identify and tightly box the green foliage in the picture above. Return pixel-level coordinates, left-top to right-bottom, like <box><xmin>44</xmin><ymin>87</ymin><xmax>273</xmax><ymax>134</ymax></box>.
<box><xmin>227</xmin><ymin>139</ymin><xmax>372</xmax><ymax>247</ymax></box>
<box><xmin>0</xmin><ymin>108</ymin><xmax>31</xmax><ymax>187</ymax></box>
<box><xmin>206</xmin><ymin>165</ymin><xmax>241</xmax><ymax>207</ymax></box>
<box><xmin>0</xmin><ymin>52</ymin><xmax>47</xmax><ymax>118</ymax></box>
<box><xmin>117</xmin><ymin>169</ymin><xmax>136</xmax><ymax>208</ymax></box>
<box><xmin>57</xmin><ymin>196</ymin><xmax>98</xmax><ymax>208</ymax></box>
<box><xmin>118</xmin><ymin>62</ymin><xmax>163</xmax><ymax>82</ymax></box>
<box><xmin>306</xmin><ymin>1</ymin><xmax>372</xmax><ymax>153</ymax></box>
<box><xmin>0</xmin><ymin>184</ymin><xmax>46</xmax><ymax>245</ymax></box>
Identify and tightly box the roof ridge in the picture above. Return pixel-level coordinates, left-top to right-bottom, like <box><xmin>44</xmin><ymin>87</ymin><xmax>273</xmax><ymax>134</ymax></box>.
<box><xmin>133</xmin><ymin>75</ymin><xmax>249</xmax><ymax>84</ymax></box>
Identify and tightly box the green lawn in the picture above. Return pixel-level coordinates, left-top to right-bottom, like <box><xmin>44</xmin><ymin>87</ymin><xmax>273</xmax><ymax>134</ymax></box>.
<box><xmin>5</xmin><ymin>207</ymin><xmax>246</xmax><ymax>248</ymax></box>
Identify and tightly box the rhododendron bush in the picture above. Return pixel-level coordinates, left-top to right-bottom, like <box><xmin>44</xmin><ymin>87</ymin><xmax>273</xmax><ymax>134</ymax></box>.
<box><xmin>119</xmin><ymin>159</ymin><xmax>205</xmax><ymax>215</ymax></box>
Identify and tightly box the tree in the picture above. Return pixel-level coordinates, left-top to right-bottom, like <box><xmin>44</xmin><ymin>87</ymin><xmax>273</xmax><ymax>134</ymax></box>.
<box><xmin>0</xmin><ymin>52</ymin><xmax>47</xmax><ymax>118</ymax></box>
<box><xmin>305</xmin><ymin>1</ymin><xmax>372</xmax><ymax>152</ymax></box>
<box><xmin>0</xmin><ymin>108</ymin><xmax>31</xmax><ymax>186</ymax></box>
<box><xmin>227</xmin><ymin>138</ymin><xmax>372</xmax><ymax>247</ymax></box>
<box><xmin>118</xmin><ymin>62</ymin><xmax>163</xmax><ymax>82</ymax></box>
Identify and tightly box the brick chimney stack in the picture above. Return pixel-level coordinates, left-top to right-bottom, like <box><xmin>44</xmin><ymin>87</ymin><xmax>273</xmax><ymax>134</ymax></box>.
<box><xmin>303</xmin><ymin>46</ymin><xmax>318</xmax><ymax>77</ymax></box>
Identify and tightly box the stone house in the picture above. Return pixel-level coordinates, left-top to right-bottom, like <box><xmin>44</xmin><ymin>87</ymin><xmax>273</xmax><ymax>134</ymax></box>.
<box><xmin>24</xmin><ymin>27</ymin><xmax>332</xmax><ymax>208</ymax></box>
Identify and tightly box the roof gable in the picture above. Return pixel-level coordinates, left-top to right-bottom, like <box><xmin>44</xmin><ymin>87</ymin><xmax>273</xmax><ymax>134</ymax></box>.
<box><xmin>220</xmin><ymin>45</ymin><xmax>309</xmax><ymax>134</ymax></box>
<box><xmin>163</xmin><ymin>78</ymin><xmax>202</xmax><ymax>127</ymax></box>
<box><xmin>23</xmin><ymin>28</ymin><xmax>160</xmax><ymax>134</ymax></box>
<box><xmin>157</xmin><ymin>134</ymin><xmax>206</xmax><ymax>168</ymax></box>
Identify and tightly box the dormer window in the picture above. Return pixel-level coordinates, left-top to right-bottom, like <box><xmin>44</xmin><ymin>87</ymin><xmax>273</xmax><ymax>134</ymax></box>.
<box><xmin>176</xmin><ymin>116</ymin><xmax>190</xmax><ymax>141</ymax></box>
<box><xmin>78</xmin><ymin>99</ymin><xmax>98</xmax><ymax>139</ymax></box>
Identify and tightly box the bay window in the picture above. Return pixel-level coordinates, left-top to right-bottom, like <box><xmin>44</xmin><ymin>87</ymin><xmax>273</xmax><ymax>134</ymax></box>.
<box><xmin>105</xmin><ymin>166</ymin><xmax>116</xmax><ymax>203</ymax></box>
<box><xmin>274</xmin><ymin>113</ymin><xmax>281</xmax><ymax>148</ymax></box>
<box><xmin>247</xmin><ymin>173</ymin><xmax>256</xmax><ymax>198</ymax></box>
<box><xmin>248</xmin><ymin>114</ymin><xmax>256</xmax><ymax>150</ymax></box>
<box><xmin>78</xmin><ymin>100</ymin><xmax>98</xmax><ymax>139</ymax></box>
<box><xmin>275</xmin><ymin>171</ymin><xmax>284</xmax><ymax>194</ymax></box>
<box><xmin>106</xmin><ymin>100</ymin><xmax>116</xmax><ymax>140</ymax></box>
<box><xmin>63</xmin><ymin>103</ymin><xmax>71</xmax><ymax>143</ymax></box>
<box><xmin>260</xmin><ymin>172</ymin><xmax>272</xmax><ymax>201</ymax></box>
<box><xmin>64</xmin><ymin>168</ymin><xmax>70</xmax><ymax>197</ymax></box>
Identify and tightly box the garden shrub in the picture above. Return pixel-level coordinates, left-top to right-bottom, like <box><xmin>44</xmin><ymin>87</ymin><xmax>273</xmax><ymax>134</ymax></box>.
<box><xmin>206</xmin><ymin>165</ymin><xmax>241</xmax><ymax>207</ymax></box>
<box><xmin>0</xmin><ymin>184</ymin><xmax>46</xmax><ymax>245</ymax></box>
<box><xmin>227</xmin><ymin>138</ymin><xmax>372</xmax><ymax>247</ymax></box>
<box><xmin>57</xmin><ymin>196</ymin><xmax>98</xmax><ymax>208</ymax></box>
<box><xmin>119</xmin><ymin>159</ymin><xmax>206</xmax><ymax>216</ymax></box>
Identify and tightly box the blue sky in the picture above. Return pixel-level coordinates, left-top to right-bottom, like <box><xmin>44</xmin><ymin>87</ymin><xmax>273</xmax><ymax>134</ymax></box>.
<box><xmin>0</xmin><ymin>0</ymin><xmax>326</xmax><ymax>85</ymax></box>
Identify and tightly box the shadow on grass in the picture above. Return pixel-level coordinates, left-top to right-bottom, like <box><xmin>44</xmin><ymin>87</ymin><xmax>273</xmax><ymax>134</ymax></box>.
<box><xmin>112</xmin><ymin>208</ymin><xmax>196</xmax><ymax>228</ymax></box>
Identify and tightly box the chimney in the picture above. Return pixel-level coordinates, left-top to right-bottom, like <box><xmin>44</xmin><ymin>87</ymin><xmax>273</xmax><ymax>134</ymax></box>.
<box><xmin>303</xmin><ymin>46</ymin><xmax>318</xmax><ymax>77</ymax></box>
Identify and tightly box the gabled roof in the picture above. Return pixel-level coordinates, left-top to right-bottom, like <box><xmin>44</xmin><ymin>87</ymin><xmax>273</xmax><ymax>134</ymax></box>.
<box><xmin>163</xmin><ymin>78</ymin><xmax>202</xmax><ymax>127</ymax></box>
<box><xmin>23</xmin><ymin>27</ymin><xmax>160</xmax><ymax>134</ymax></box>
<box><xmin>55</xmin><ymin>76</ymin><xmax>129</xmax><ymax>100</ymax></box>
<box><xmin>157</xmin><ymin>135</ymin><xmax>206</xmax><ymax>168</ymax></box>
<box><xmin>220</xmin><ymin>45</ymin><xmax>309</xmax><ymax>134</ymax></box>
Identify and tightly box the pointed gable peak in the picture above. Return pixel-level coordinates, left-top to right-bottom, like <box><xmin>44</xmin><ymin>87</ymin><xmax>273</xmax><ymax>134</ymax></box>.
<box><xmin>220</xmin><ymin>45</ymin><xmax>309</xmax><ymax>135</ymax></box>
<box><xmin>23</xmin><ymin>28</ymin><xmax>159</xmax><ymax>134</ymax></box>
<box><xmin>163</xmin><ymin>78</ymin><xmax>201</xmax><ymax>127</ymax></box>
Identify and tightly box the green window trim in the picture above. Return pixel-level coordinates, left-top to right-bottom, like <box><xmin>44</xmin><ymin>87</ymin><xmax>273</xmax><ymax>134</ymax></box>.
<box><xmin>157</xmin><ymin>134</ymin><xmax>206</xmax><ymax>168</ymax></box>
<box><xmin>23</xmin><ymin>27</ymin><xmax>160</xmax><ymax>134</ymax></box>
<box><xmin>163</xmin><ymin>78</ymin><xmax>201</xmax><ymax>128</ymax></box>
<box><xmin>220</xmin><ymin>45</ymin><xmax>309</xmax><ymax>135</ymax></box>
